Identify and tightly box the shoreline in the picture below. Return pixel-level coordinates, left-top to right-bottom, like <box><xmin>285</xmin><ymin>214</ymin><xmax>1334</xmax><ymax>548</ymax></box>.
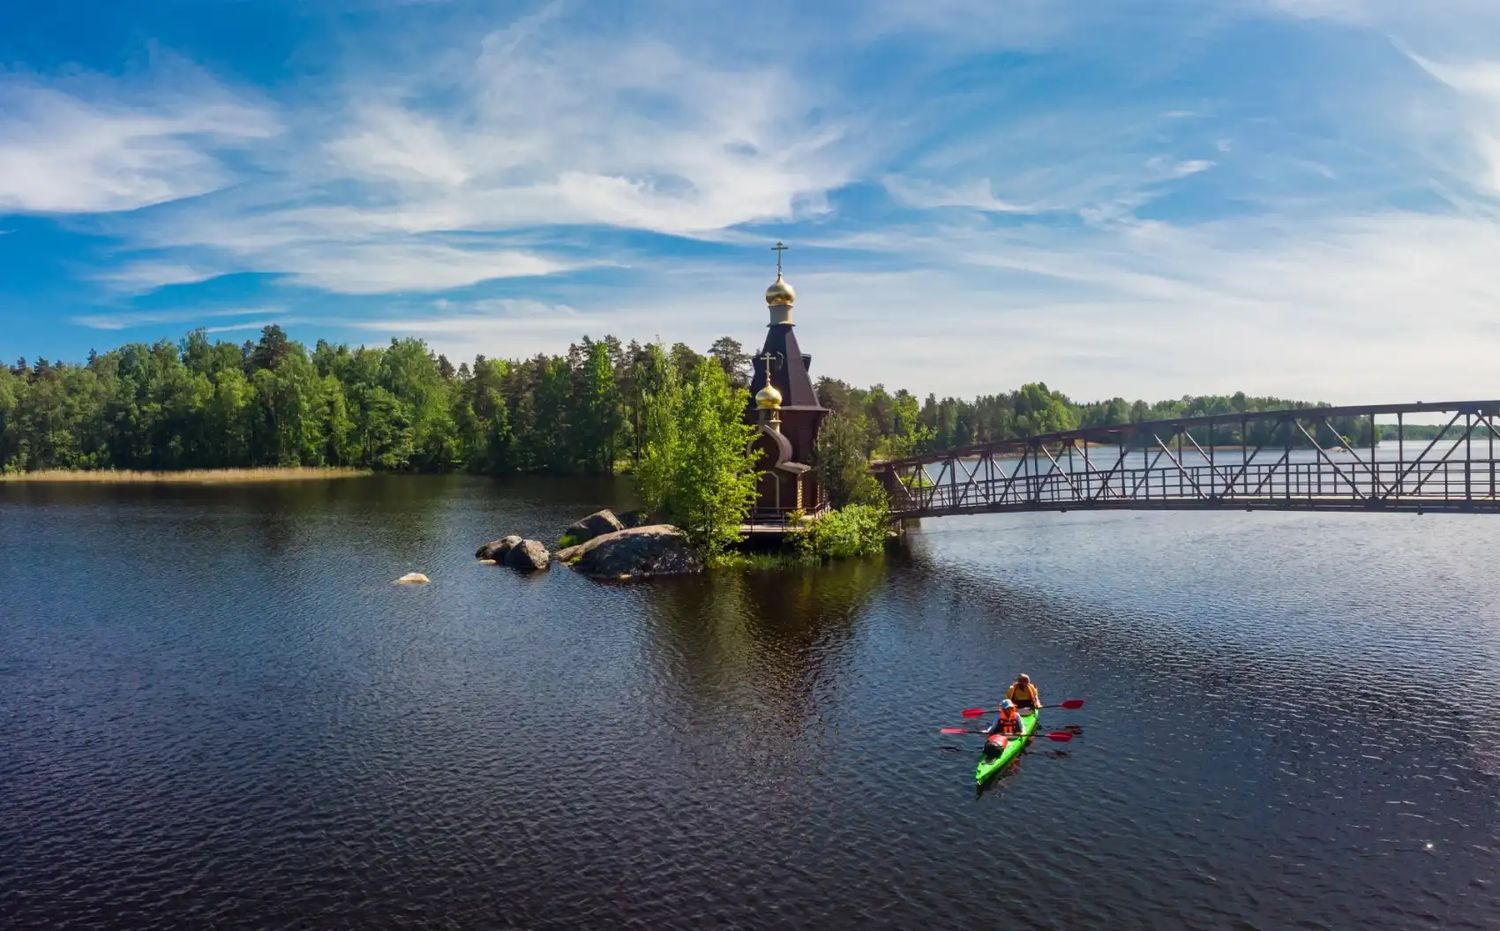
<box><xmin>0</xmin><ymin>467</ymin><xmax>372</xmax><ymax>485</ymax></box>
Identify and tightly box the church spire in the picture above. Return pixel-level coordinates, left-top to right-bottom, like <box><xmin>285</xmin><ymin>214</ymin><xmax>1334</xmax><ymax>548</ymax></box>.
<box><xmin>765</xmin><ymin>240</ymin><xmax>795</xmax><ymax>323</ymax></box>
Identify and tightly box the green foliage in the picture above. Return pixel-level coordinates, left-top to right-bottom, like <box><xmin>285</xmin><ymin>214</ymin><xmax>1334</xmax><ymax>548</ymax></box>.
<box><xmin>635</xmin><ymin>355</ymin><xmax>759</xmax><ymax>559</ymax></box>
<box><xmin>791</xmin><ymin>504</ymin><xmax>890</xmax><ymax>560</ymax></box>
<box><xmin>571</xmin><ymin>340</ymin><xmax>622</xmax><ymax>472</ymax></box>
<box><xmin>0</xmin><ymin>326</ymin><xmax>714</xmax><ymax>476</ymax></box>
<box><xmin>901</xmin><ymin>471</ymin><xmax>934</xmax><ymax>490</ymax></box>
<box><xmin>815</xmin><ymin>376</ymin><xmax>1371</xmax><ymax>454</ymax></box>
<box><xmin>0</xmin><ymin>324</ymin><xmax>1379</xmax><ymax>478</ymax></box>
<box><xmin>814</xmin><ymin>411</ymin><xmax>887</xmax><ymax>508</ymax></box>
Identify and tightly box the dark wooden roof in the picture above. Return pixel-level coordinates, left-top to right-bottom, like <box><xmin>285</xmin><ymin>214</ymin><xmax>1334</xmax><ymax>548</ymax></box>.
<box><xmin>748</xmin><ymin>323</ymin><xmax>826</xmax><ymax>412</ymax></box>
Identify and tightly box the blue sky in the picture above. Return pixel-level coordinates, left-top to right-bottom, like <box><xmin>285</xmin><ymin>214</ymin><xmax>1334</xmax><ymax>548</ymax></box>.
<box><xmin>3</xmin><ymin>0</ymin><xmax>1500</xmax><ymax>401</ymax></box>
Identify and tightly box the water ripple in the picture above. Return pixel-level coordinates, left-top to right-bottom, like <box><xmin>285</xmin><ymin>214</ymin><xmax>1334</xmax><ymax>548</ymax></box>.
<box><xmin>1</xmin><ymin>481</ymin><xmax>1497</xmax><ymax>928</ymax></box>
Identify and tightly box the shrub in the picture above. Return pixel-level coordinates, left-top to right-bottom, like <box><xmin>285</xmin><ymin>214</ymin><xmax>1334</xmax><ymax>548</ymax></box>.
<box><xmin>792</xmin><ymin>504</ymin><xmax>890</xmax><ymax>560</ymax></box>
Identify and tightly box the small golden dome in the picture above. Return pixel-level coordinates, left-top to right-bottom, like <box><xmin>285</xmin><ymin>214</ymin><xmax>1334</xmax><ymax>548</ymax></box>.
<box><xmin>765</xmin><ymin>273</ymin><xmax>795</xmax><ymax>306</ymax></box>
<box><xmin>755</xmin><ymin>383</ymin><xmax>783</xmax><ymax>410</ymax></box>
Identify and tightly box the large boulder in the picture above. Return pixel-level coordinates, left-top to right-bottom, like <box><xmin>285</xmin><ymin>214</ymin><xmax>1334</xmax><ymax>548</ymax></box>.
<box><xmin>562</xmin><ymin>509</ymin><xmax>625</xmax><ymax>544</ymax></box>
<box><xmin>556</xmin><ymin>525</ymin><xmax>702</xmax><ymax>580</ymax></box>
<box><xmin>476</xmin><ymin>535</ymin><xmax>523</xmax><ymax>560</ymax></box>
<box><xmin>503</xmin><ymin>539</ymin><xmax>551</xmax><ymax>572</ymax></box>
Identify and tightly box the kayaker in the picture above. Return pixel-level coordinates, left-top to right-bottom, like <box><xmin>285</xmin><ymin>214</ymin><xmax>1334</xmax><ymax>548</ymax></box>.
<box><xmin>988</xmin><ymin>699</ymin><xmax>1023</xmax><ymax>737</ymax></box>
<box><xmin>1006</xmin><ymin>673</ymin><xmax>1041</xmax><ymax>711</ymax></box>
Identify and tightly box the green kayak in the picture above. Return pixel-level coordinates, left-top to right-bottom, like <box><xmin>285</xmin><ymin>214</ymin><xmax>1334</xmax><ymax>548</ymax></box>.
<box><xmin>975</xmin><ymin>708</ymin><xmax>1038</xmax><ymax>785</ymax></box>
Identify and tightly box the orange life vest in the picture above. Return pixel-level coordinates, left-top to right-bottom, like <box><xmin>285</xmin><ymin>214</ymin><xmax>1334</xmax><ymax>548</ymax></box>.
<box><xmin>995</xmin><ymin>706</ymin><xmax>1021</xmax><ymax>735</ymax></box>
<box><xmin>1007</xmin><ymin>682</ymin><xmax>1039</xmax><ymax>708</ymax></box>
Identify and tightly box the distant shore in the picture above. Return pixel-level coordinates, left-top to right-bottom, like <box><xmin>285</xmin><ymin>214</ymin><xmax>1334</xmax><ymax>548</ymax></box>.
<box><xmin>0</xmin><ymin>467</ymin><xmax>372</xmax><ymax>485</ymax></box>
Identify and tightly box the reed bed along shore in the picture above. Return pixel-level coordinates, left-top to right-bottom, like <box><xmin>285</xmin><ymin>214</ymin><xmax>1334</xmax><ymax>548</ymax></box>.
<box><xmin>0</xmin><ymin>467</ymin><xmax>372</xmax><ymax>484</ymax></box>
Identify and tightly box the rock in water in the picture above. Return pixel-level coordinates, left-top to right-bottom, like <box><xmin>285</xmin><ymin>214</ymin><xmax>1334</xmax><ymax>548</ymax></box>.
<box><xmin>563</xmin><ymin>509</ymin><xmax>625</xmax><ymax>544</ymax></box>
<box><xmin>555</xmin><ymin>525</ymin><xmax>701</xmax><ymax>580</ymax></box>
<box><xmin>476</xmin><ymin>535</ymin><xmax>523</xmax><ymax>560</ymax></box>
<box><xmin>503</xmin><ymin>539</ymin><xmax>551</xmax><ymax>571</ymax></box>
<box><xmin>395</xmin><ymin>572</ymin><xmax>430</xmax><ymax>584</ymax></box>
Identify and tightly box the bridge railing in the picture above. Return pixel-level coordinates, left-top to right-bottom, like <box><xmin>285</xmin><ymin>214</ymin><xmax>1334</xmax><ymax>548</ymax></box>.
<box><xmin>873</xmin><ymin>400</ymin><xmax>1500</xmax><ymax>518</ymax></box>
<box><xmin>887</xmin><ymin>458</ymin><xmax>1500</xmax><ymax>516</ymax></box>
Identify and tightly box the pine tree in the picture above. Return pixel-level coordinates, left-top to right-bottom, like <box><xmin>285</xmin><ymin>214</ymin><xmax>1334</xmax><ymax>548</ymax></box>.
<box><xmin>572</xmin><ymin>340</ymin><xmax>622</xmax><ymax>472</ymax></box>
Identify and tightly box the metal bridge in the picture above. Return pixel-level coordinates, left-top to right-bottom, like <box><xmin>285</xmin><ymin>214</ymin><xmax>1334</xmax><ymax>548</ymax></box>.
<box><xmin>871</xmin><ymin>400</ymin><xmax>1500</xmax><ymax>519</ymax></box>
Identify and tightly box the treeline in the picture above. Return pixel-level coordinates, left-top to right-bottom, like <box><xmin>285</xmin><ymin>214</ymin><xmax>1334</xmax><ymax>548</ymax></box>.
<box><xmin>0</xmin><ymin>324</ymin><xmax>1374</xmax><ymax>474</ymax></box>
<box><xmin>816</xmin><ymin>380</ymin><xmax>1379</xmax><ymax>458</ymax></box>
<box><xmin>0</xmin><ymin>326</ymin><xmax>752</xmax><ymax>474</ymax></box>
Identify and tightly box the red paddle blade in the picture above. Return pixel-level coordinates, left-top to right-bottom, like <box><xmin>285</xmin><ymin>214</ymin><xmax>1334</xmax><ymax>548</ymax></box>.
<box><xmin>961</xmin><ymin>707</ymin><xmax>988</xmax><ymax>718</ymax></box>
<box><xmin>1040</xmin><ymin>731</ymin><xmax>1074</xmax><ymax>742</ymax></box>
<box><xmin>1057</xmin><ymin>699</ymin><xmax>1085</xmax><ymax>710</ymax></box>
<box><xmin>940</xmin><ymin>727</ymin><xmax>970</xmax><ymax>734</ymax></box>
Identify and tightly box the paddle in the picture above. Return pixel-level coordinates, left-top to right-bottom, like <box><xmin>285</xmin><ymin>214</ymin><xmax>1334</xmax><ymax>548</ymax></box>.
<box><xmin>961</xmin><ymin>698</ymin><xmax>1084</xmax><ymax>718</ymax></box>
<box><xmin>939</xmin><ymin>727</ymin><xmax>1074</xmax><ymax>742</ymax></box>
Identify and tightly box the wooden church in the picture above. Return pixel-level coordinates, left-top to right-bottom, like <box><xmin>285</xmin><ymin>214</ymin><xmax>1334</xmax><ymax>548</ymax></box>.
<box><xmin>746</xmin><ymin>245</ymin><xmax>829</xmax><ymax>522</ymax></box>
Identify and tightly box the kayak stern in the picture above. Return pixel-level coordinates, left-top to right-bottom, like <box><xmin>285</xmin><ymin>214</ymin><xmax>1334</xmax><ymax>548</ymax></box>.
<box><xmin>974</xmin><ymin>709</ymin><xmax>1038</xmax><ymax>785</ymax></box>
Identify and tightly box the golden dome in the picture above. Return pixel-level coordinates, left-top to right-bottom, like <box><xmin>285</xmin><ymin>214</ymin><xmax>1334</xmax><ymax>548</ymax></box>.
<box><xmin>765</xmin><ymin>273</ymin><xmax>795</xmax><ymax>306</ymax></box>
<box><xmin>755</xmin><ymin>383</ymin><xmax>783</xmax><ymax>410</ymax></box>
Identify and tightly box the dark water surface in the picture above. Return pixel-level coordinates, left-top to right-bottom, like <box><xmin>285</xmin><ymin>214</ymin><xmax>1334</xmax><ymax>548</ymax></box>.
<box><xmin>2</xmin><ymin>476</ymin><xmax>1498</xmax><ymax>929</ymax></box>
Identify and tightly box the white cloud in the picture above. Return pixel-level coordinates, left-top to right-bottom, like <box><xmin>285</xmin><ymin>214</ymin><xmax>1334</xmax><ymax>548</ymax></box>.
<box><xmin>1407</xmin><ymin>53</ymin><xmax>1500</xmax><ymax>194</ymax></box>
<box><xmin>882</xmin><ymin>176</ymin><xmax>1042</xmax><ymax>213</ymax></box>
<box><xmin>0</xmin><ymin>68</ymin><xmax>277</xmax><ymax>214</ymax></box>
<box><xmin>304</xmin><ymin>21</ymin><xmax>860</xmax><ymax>236</ymax></box>
<box><xmin>70</xmin><ymin>9</ymin><xmax>870</xmax><ymax>294</ymax></box>
<box><xmin>342</xmin><ymin>305</ymin><xmax>616</xmax><ymax>362</ymax></box>
<box><xmin>13</xmin><ymin>0</ymin><xmax>1500</xmax><ymax>407</ymax></box>
<box><xmin>270</xmin><ymin>242</ymin><xmax>573</xmax><ymax>294</ymax></box>
<box><xmin>200</xmin><ymin>319</ymin><xmax>297</xmax><ymax>335</ymax></box>
<box><xmin>1150</xmin><ymin>157</ymin><xmax>1215</xmax><ymax>179</ymax></box>
<box><xmin>70</xmin><ymin>306</ymin><xmax>283</xmax><ymax>330</ymax></box>
<box><xmin>790</xmin><ymin>210</ymin><xmax>1500</xmax><ymax>402</ymax></box>
<box><xmin>325</xmin><ymin>104</ymin><xmax>472</xmax><ymax>186</ymax></box>
<box><xmin>94</xmin><ymin>261</ymin><xmax>228</xmax><ymax>292</ymax></box>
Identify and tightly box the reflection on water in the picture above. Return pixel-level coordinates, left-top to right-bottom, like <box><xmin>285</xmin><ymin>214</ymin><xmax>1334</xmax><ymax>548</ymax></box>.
<box><xmin>2</xmin><ymin>477</ymin><xmax>1498</xmax><ymax>929</ymax></box>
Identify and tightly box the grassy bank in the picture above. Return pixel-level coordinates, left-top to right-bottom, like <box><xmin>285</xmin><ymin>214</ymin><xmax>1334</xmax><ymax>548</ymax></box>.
<box><xmin>0</xmin><ymin>466</ymin><xmax>372</xmax><ymax>484</ymax></box>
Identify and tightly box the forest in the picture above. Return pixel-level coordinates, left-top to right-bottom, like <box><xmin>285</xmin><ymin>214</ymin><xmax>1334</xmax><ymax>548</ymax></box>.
<box><xmin>0</xmin><ymin>325</ymin><xmax>1374</xmax><ymax>474</ymax></box>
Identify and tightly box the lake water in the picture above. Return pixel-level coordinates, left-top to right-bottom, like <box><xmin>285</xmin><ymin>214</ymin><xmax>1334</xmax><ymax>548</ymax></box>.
<box><xmin>2</xmin><ymin>476</ymin><xmax>1498</xmax><ymax>929</ymax></box>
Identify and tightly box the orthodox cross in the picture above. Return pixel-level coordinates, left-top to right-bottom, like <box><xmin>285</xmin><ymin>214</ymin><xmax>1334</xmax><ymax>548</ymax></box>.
<box><xmin>758</xmin><ymin>349</ymin><xmax>779</xmax><ymax>379</ymax></box>
<box><xmin>771</xmin><ymin>241</ymin><xmax>788</xmax><ymax>276</ymax></box>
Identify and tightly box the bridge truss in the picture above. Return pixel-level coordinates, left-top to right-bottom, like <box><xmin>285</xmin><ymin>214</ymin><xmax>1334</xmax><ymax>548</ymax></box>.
<box><xmin>871</xmin><ymin>401</ymin><xmax>1500</xmax><ymax>519</ymax></box>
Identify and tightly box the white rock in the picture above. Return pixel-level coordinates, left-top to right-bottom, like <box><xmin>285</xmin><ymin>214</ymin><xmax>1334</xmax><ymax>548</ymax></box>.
<box><xmin>395</xmin><ymin>572</ymin><xmax>430</xmax><ymax>584</ymax></box>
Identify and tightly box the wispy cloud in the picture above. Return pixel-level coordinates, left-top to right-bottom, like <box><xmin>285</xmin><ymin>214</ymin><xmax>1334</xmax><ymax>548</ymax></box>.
<box><xmin>273</xmin><ymin>242</ymin><xmax>575</xmax><ymax>294</ymax></box>
<box><xmin>68</xmin><ymin>7</ymin><xmax>870</xmax><ymax>295</ymax></box>
<box><xmin>8</xmin><ymin>0</ymin><xmax>1500</xmax><ymax>401</ymax></box>
<box><xmin>200</xmin><ymin>319</ymin><xmax>298</xmax><ymax>335</ymax></box>
<box><xmin>93</xmin><ymin>261</ymin><xmax>229</xmax><ymax>292</ymax></box>
<box><xmin>882</xmin><ymin>176</ymin><xmax>1044</xmax><ymax>214</ymax></box>
<box><xmin>0</xmin><ymin>61</ymin><xmax>277</xmax><ymax>215</ymax></box>
<box><xmin>1406</xmin><ymin>52</ymin><xmax>1500</xmax><ymax>193</ymax></box>
<box><xmin>70</xmin><ymin>307</ymin><xmax>283</xmax><ymax>331</ymax></box>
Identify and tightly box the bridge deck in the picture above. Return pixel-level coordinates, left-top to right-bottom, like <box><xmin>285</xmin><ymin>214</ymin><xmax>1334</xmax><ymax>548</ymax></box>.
<box><xmin>871</xmin><ymin>401</ymin><xmax>1500</xmax><ymax>519</ymax></box>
